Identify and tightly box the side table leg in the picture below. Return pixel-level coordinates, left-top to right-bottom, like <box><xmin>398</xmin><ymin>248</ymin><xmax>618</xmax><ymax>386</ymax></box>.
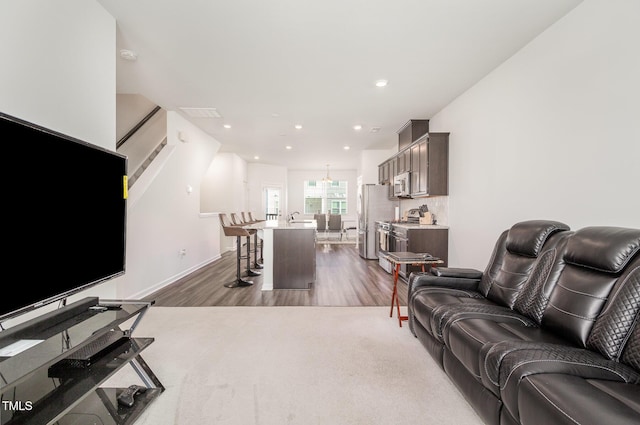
<box><xmin>390</xmin><ymin>263</ymin><xmax>399</xmax><ymax>317</ymax></box>
<box><xmin>396</xmin><ymin>268</ymin><xmax>403</xmax><ymax>327</ymax></box>
<box><xmin>390</xmin><ymin>263</ymin><xmax>405</xmax><ymax>327</ymax></box>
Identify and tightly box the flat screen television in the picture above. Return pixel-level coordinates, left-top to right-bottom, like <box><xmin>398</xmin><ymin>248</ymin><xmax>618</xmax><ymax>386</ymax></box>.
<box><xmin>0</xmin><ymin>112</ymin><xmax>127</xmax><ymax>322</ymax></box>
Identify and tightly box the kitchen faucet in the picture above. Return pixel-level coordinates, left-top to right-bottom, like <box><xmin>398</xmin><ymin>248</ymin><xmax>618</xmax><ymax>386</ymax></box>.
<box><xmin>288</xmin><ymin>211</ymin><xmax>300</xmax><ymax>222</ymax></box>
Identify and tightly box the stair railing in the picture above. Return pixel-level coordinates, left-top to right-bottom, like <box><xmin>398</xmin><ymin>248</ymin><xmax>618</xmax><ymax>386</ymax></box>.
<box><xmin>116</xmin><ymin>105</ymin><xmax>162</xmax><ymax>149</ymax></box>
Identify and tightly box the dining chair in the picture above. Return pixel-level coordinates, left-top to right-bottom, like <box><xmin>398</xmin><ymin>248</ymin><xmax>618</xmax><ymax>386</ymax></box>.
<box><xmin>327</xmin><ymin>214</ymin><xmax>342</xmax><ymax>240</ymax></box>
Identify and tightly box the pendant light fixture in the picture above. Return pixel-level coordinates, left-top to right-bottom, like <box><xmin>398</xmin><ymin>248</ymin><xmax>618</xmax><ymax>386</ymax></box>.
<box><xmin>322</xmin><ymin>164</ymin><xmax>333</xmax><ymax>183</ymax></box>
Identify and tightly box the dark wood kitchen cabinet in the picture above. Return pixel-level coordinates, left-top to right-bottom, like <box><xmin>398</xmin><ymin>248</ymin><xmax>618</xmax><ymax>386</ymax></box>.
<box><xmin>397</xmin><ymin>226</ymin><xmax>449</xmax><ymax>279</ymax></box>
<box><xmin>378</xmin><ymin>159</ymin><xmax>397</xmax><ymax>198</ymax></box>
<box><xmin>398</xmin><ymin>119</ymin><xmax>429</xmax><ymax>151</ymax></box>
<box><xmin>378</xmin><ymin>159</ymin><xmax>390</xmax><ymax>184</ymax></box>
<box><xmin>410</xmin><ymin>132</ymin><xmax>449</xmax><ymax>197</ymax></box>
<box><xmin>395</xmin><ymin>148</ymin><xmax>411</xmax><ymax>174</ymax></box>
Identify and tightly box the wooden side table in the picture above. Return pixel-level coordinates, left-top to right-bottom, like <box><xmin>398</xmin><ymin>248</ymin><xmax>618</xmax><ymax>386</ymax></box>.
<box><xmin>380</xmin><ymin>252</ymin><xmax>444</xmax><ymax>327</ymax></box>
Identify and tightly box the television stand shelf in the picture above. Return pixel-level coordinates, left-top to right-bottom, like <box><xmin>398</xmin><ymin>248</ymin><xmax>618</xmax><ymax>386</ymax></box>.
<box><xmin>0</xmin><ymin>297</ymin><xmax>163</xmax><ymax>425</ymax></box>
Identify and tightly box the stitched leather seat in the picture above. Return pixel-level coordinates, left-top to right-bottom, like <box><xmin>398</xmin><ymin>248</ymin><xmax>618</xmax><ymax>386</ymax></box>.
<box><xmin>408</xmin><ymin>220</ymin><xmax>571</xmax><ymax>361</ymax></box>
<box><xmin>406</xmin><ymin>222</ymin><xmax>640</xmax><ymax>425</ymax></box>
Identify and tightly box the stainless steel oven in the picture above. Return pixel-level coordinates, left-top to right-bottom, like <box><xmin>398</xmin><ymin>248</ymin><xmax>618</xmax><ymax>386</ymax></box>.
<box><xmin>390</xmin><ymin>225</ymin><xmax>414</xmax><ymax>279</ymax></box>
<box><xmin>376</xmin><ymin>221</ymin><xmax>393</xmax><ymax>273</ymax></box>
<box><xmin>390</xmin><ymin>226</ymin><xmax>408</xmax><ymax>253</ymax></box>
<box><xmin>376</xmin><ymin>221</ymin><xmax>392</xmax><ymax>254</ymax></box>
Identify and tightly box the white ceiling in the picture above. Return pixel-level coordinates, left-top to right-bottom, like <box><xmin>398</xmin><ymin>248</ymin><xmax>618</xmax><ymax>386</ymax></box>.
<box><xmin>98</xmin><ymin>0</ymin><xmax>582</xmax><ymax>171</ymax></box>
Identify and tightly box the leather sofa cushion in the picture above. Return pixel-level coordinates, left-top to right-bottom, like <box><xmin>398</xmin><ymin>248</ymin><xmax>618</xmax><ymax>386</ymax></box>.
<box><xmin>564</xmin><ymin>226</ymin><xmax>640</xmax><ymax>273</ymax></box>
<box><xmin>411</xmin><ymin>289</ymin><xmax>487</xmax><ymax>336</ymax></box>
<box><xmin>445</xmin><ymin>318</ymin><xmax>562</xmax><ymax>392</ymax></box>
<box><xmin>543</xmin><ymin>264</ymin><xmax>618</xmax><ymax>346</ymax></box>
<box><xmin>505</xmin><ymin>220</ymin><xmax>570</xmax><ymax>257</ymax></box>
<box><xmin>484</xmin><ymin>222</ymin><xmax>570</xmax><ymax>309</ymax></box>
<box><xmin>481</xmin><ymin>340</ymin><xmax>640</xmax><ymax>422</ymax></box>
<box><xmin>518</xmin><ymin>374</ymin><xmax>640</xmax><ymax>425</ymax></box>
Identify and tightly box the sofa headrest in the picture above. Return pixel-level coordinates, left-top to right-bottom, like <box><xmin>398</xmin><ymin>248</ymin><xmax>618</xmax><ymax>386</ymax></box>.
<box><xmin>506</xmin><ymin>220</ymin><xmax>570</xmax><ymax>257</ymax></box>
<box><xmin>564</xmin><ymin>226</ymin><xmax>640</xmax><ymax>273</ymax></box>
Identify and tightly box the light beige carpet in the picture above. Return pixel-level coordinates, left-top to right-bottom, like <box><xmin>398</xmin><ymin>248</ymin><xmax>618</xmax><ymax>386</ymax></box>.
<box><xmin>106</xmin><ymin>306</ymin><xmax>483</xmax><ymax>425</ymax></box>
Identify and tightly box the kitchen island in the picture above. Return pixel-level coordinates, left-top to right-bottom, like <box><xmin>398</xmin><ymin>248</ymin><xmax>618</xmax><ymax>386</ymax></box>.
<box><xmin>245</xmin><ymin>219</ymin><xmax>317</xmax><ymax>290</ymax></box>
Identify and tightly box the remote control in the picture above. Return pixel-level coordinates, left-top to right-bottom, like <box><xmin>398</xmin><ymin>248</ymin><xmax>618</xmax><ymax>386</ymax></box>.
<box><xmin>117</xmin><ymin>384</ymin><xmax>147</xmax><ymax>407</ymax></box>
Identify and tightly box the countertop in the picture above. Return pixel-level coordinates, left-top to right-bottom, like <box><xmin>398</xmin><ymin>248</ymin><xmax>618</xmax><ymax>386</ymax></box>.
<box><xmin>245</xmin><ymin>219</ymin><xmax>317</xmax><ymax>230</ymax></box>
<box><xmin>387</xmin><ymin>222</ymin><xmax>449</xmax><ymax>230</ymax></box>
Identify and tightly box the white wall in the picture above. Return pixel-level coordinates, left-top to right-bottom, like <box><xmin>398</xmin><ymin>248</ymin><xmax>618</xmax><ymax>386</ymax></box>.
<box><xmin>113</xmin><ymin>112</ymin><xmax>222</xmax><ymax>298</ymax></box>
<box><xmin>0</xmin><ymin>1</ymin><xmax>115</xmax><ymax>151</ymax></box>
<box><xmin>202</xmin><ymin>152</ymin><xmax>249</xmax><ymax>251</ymax></box>
<box><xmin>429</xmin><ymin>0</ymin><xmax>640</xmax><ymax>270</ymax></box>
<box><xmin>115</xmin><ymin>94</ymin><xmax>157</xmax><ymax>141</ymax></box>
<box><xmin>359</xmin><ymin>149</ymin><xmax>396</xmax><ymax>185</ymax></box>
<box><xmin>0</xmin><ymin>0</ymin><xmax>116</xmax><ymax>325</ymax></box>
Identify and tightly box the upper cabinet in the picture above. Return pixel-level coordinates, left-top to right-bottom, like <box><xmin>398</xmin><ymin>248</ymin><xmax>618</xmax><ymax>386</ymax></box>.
<box><xmin>378</xmin><ymin>158</ymin><xmax>396</xmax><ymax>198</ymax></box>
<box><xmin>410</xmin><ymin>133</ymin><xmax>449</xmax><ymax>197</ymax></box>
<box><xmin>378</xmin><ymin>122</ymin><xmax>449</xmax><ymax>198</ymax></box>
<box><xmin>395</xmin><ymin>148</ymin><xmax>411</xmax><ymax>174</ymax></box>
<box><xmin>398</xmin><ymin>119</ymin><xmax>429</xmax><ymax>151</ymax></box>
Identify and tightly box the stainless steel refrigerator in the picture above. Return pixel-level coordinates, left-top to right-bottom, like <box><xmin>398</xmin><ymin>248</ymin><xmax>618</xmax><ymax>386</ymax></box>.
<box><xmin>357</xmin><ymin>184</ymin><xmax>396</xmax><ymax>259</ymax></box>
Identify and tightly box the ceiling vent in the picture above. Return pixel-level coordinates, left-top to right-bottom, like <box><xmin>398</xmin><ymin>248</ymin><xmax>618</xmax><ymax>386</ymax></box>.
<box><xmin>179</xmin><ymin>107</ymin><xmax>222</xmax><ymax>118</ymax></box>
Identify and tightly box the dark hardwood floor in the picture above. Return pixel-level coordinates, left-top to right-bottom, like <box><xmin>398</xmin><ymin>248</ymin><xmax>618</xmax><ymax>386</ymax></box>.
<box><xmin>144</xmin><ymin>242</ymin><xmax>410</xmax><ymax>307</ymax></box>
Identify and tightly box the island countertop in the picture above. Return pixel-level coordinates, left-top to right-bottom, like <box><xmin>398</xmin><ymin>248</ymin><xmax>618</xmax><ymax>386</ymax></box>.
<box><xmin>246</xmin><ymin>219</ymin><xmax>317</xmax><ymax>230</ymax></box>
<box><xmin>390</xmin><ymin>223</ymin><xmax>449</xmax><ymax>230</ymax></box>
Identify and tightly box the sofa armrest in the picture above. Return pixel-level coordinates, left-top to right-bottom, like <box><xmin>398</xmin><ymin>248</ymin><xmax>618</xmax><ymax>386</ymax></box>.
<box><xmin>408</xmin><ymin>272</ymin><xmax>482</xmax><ymax>296</ymax></box>
<box><xmin>431</xmin><ymin>267</ymin><xmax>483</xmax><ymax>279</ymax></box>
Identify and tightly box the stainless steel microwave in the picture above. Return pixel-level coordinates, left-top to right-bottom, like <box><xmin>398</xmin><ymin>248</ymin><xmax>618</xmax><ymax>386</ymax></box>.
<box><xmin>393</xmin><ymin>172</ymin><xmax>411</xmax><ymax>197</ymax></box>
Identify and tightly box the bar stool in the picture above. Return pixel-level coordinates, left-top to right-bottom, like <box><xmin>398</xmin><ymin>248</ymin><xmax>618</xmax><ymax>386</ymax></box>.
<box><xmin>246</xmin><ymin>212</ymin><xmax>265</xmax><ymax>267</ymax></box>
<box><xmin>248</xmin><ymin>212</ymin><xmax>263</xmax><ymax>223</ymax></box>
<box><xmin>231</xmin><ymin>213</ymin><xmax>263</xmax><ymax>272</ymax></box>
<box><xmin>219</xmin><ymin>213</ymin><xmax>257</xmax><ymax>287</ymax></box>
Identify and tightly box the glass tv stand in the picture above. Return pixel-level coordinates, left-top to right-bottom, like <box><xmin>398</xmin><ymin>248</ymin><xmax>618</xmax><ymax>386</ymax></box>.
<box><xmin>0</xmin><ymin>297</ymin><xmax>163</xmax><ymax>425</ymax></box>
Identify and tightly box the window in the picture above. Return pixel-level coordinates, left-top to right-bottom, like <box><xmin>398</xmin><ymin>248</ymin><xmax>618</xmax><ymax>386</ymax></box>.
<box><xmin>304</xmin><ymin>180</ymin><xmax>347</xmax><ymax>215</ymax></box>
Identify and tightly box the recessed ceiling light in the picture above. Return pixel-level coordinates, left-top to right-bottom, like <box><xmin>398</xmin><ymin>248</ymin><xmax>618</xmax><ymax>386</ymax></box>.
<box><xmin>344</xmin><ymin>146</ymin><xmax>350</xmax><ymax>150</ymax></box>
<box><xmin>285</xmin><ymin>145</ymin><xmax>292</xmax><ymax>150</ymax></box>
<box><xmin>254</xmin><ymin>155</ymin><xmax>260</xmax><ymax>160</ymax></box>
<box><xmin>353</xmin><ymin>125</ymin><xmax>362</xmax><ymax>131</ymax></box>
<box><xmin>375</xmin><ymin>79</ymin><xmax>388</xmax><ymax>87</ymax></box>
<box><xmin>370</xmin><ymin>127</ymin><xmax>381</xmax><ymax>133</ymax></box>
<box><xmin>223</xmin><ymin>124</ymin><xmax>231</xmax><ymax>129</ymax></box>
<box><xmin>295</xmin><ymin>124</ymin><xmax>302</xmax><ymax>130</ymax></box>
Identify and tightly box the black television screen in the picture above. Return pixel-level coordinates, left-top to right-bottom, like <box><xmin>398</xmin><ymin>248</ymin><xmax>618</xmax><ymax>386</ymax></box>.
<box><xmin>1</xmin><ymin>112</ymin><xmax>127</xmax><ymax>322</ymax></box>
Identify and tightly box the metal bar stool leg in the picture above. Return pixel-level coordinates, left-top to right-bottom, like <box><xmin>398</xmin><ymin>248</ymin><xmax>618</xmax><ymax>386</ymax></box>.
<box><xmin>224</xmin><ymin>236</ymin><xmax>253</xmax><ymax>287</ymax></box>
<box><xmin>254</xmin><ymin>232</ymin><xmax>263</xmax><ymax>269</ymax></box>
<box><xmin>246</xmin><ymin>236</ymin><xmax>261</xmax><ymax>277</ymax></box>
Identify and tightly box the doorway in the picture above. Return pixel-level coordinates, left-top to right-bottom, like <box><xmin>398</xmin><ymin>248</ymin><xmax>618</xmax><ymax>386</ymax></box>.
<box><xmin>263</xmin><ymin>185</ymin><xmax>282</xmax><ymax>219</ymax></box>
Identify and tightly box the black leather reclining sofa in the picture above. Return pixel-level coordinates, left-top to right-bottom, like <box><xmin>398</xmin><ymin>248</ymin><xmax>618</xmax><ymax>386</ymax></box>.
<box><xmin>407</xmin><ymin>220</ymin><xmax>640</xmax><ymax>425</ymax></box>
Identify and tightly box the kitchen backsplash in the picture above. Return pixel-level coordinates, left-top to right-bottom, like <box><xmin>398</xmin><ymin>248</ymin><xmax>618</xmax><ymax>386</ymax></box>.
<box><xmin>399</xmin><ymin>196</ymin><xmax>449</xmax><ymax>225</ymax></box>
